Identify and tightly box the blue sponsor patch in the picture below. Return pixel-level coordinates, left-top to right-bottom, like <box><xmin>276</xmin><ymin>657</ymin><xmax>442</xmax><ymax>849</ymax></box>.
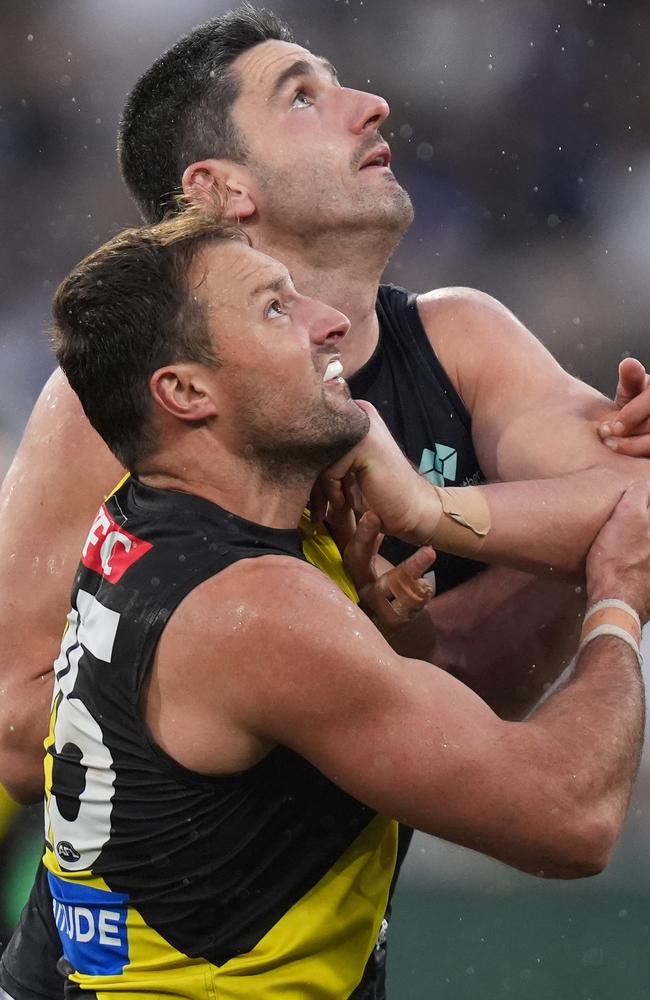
<box><xmin>419</xmin><ymin>444</ymin><xmax>458</xmax><ymax>485</ymax></box>
<box><xmin>48</xmin><ymin>872</ymin><xmax>129</xmax><ymax>975</ymax></box>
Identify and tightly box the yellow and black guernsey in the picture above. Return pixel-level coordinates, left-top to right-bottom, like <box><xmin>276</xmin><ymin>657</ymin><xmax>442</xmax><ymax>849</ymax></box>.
<box><xmin>42</xmin><ymin>477</ymin><xmax>399</xmax><ymax>998</ymax></box>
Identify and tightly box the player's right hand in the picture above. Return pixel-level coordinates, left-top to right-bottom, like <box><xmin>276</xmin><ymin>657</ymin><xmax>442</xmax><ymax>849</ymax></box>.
<box><xmin>585</xmin><ymin>480</ymin><xmax>650</xmax><ymax>623</ymax></box>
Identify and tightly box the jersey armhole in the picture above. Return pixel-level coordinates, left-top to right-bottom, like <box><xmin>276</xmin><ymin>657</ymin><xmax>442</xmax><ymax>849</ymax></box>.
<box><xmin>405</xmin><ymin>291</ymin><xmax>472</xmax><ymax>434</ymax></box>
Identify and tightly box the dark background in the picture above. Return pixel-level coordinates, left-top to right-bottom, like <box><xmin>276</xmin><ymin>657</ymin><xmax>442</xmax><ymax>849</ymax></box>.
<box><xmin>1</xmin><ymin>2</ymin><xmax>649</xmax><ymax>995</ymax></box>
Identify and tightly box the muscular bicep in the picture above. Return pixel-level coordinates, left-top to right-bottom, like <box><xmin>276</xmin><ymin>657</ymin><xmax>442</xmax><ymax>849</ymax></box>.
<box><xmin>191</xmin><ymin>561</ymin><xmax>571</xmax><ymax>872</ymax></box>
<box><xmin>418</xmin><ymin>288</ymin><xmax>650</xmax><ymax>481</ymax></box>
<box><xmin>0</xmin><ymin>368</ymin><xmax>124</xmax><ymax>798</ymax></box>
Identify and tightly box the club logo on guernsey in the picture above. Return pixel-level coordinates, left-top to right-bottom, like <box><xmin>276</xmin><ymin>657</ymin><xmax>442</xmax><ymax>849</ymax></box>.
<box><xmin>418</xmin><ymin>444</ymin><xmax>458</xmax><ymax>486</ymax></box>
<box><xmin>48</xmin><ymin>872</ymin><xmax>129</xmax><ymax>976</ymax></box>
<box><xmin>82</xmin><ymin>504</ymin><xmax>152</xmax><ymax>583</ymax></box>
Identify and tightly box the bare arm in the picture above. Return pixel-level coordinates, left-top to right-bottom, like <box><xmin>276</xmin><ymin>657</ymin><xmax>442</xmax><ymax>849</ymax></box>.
<box><xmin>368</xmin><ymin>289</ymin><xmax>649</xmax><ymax>710</ymax></box>
<box><xmin>418</xmin><ymin>287</ymin><xmax>650</xmax><ymax>483</ymax></box>
<box><xmin>0</xmin><ymin>368</ymin><xmax>124</xmax><ymax>801</ymax></box>
<box><xmin>145</xmin><ymin>484</ymin><xmax>649</xmax><ymax>879</ymax></box>
<box><xmin>323</xmin><ymin>401</ymin><xmax>639</xmax><ymax>579</ymax></box>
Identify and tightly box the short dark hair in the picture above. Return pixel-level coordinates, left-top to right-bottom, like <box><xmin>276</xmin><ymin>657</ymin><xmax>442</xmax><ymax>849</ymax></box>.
<box><xmin>118</xmin><ymin>4</ymin><xmax>293</xmax><ymax>224</ymax></box>
<box><xmin>52</xmin><ymin>205</ymin><xmax>245</xmax><ymax>471</ymax></box>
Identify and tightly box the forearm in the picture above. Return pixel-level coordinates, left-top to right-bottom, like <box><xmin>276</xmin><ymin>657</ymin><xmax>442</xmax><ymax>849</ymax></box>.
<box><xmin>391</xmin><ymin>567</ymin><xmax>584</xmax><ymax>718</ymax></box>
<box><xmin>527</xmin><ymin>633</ymin><xmax>644</xmax><ymax>833</ymax></box>
<box><xmin>412</xmin><ymin>467</ymin><xmax>631</xmax><ymax>578</ymax></box>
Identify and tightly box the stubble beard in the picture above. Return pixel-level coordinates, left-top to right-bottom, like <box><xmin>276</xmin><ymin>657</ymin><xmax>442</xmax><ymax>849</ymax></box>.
<box><xmin>241</xmin><ymin>386</ymin><xmax>370</xmax><ymax>488</ymax></box>
<box><xmin>252</xmin><ymin>157</ymin><xmax>414</xmax><ymax>252</ymax></box>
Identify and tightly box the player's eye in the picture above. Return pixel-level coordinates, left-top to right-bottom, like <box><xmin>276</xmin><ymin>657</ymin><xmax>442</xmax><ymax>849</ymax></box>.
<box><xmin>291</xmin><ymin>89</ymin><xmax>313</xmax><ymax>109</ymax></box>
<box><xmin>265</xmin><ymin>299</ymin><xmax>285</xmax><ymax>319</ymax></box>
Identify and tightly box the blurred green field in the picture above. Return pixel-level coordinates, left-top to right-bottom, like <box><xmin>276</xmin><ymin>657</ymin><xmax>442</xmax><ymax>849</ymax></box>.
<box><xmin>388</xmin><ymin>884</ymin><xmax>650</xmax><ymax>999</ymax></box>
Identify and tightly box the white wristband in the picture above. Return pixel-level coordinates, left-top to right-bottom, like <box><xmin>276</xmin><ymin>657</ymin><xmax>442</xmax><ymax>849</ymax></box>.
<box><xmin>578</xmin><ymin>625</ymin><xmax>643</xmax><ymax>667</ymax></box>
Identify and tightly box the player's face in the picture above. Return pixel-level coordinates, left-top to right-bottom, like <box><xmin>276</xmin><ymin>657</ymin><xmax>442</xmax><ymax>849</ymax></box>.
<box><xmin>192</xmin><ymin>240</ymin><xmax>369</xmax><ymax>469</ymax></box>
<box><xmin>230</xmin><ymin>40</ymin><xmax>413</xmax><ymax>238</ymax></box>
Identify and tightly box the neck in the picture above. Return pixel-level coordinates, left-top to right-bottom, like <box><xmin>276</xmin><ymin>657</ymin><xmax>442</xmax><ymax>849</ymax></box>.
<box><xmin>139</xmin><ymin>436</ymin><xmax>313</xmax><ymax>532</ymax></box>
<box><xmin>250</xmin><ymin>224</ymin><xmax>392</xmax><ymax>377</ymax></box>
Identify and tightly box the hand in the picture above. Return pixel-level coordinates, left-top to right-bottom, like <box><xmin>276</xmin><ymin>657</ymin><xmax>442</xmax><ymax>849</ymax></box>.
<box><xmin>598</xmin><ymin>358</ymin><xmax>650</xmax><ymax>457</ymax></box>
<box><xmin>321</xmin><ymin>401</ymin><xmax>430</xmax><ymax>543</ymax></box>
<box><xmin>585</xmin><ymin>480</ymin><xmax>650</xmax><ymax>622</ymax></box>
<box><xmin>328</xmin><ymin>505</ymin><xmax>436</xmax><ymax>633</ymax></box>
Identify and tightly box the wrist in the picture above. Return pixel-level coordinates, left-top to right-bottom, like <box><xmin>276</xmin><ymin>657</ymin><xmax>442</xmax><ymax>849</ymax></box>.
<box><xmin>410</xmin><ymin>478</ymin><xmax>444</xmax><ymax>545</ymax></box>
<box><xmin>578</xmin><ymin>598</ymin><xmax>643</xmax><ymax>667</ymax></box>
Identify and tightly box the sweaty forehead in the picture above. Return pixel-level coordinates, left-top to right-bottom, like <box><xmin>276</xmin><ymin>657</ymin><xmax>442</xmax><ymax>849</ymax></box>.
<box><xmin>232</xmin><ymin>39</ymin><xmax>330</xmax><ymax>99</ymax></box>
<box><xmin>190</xmin><ymin>241</ymin><xmax>287</xmax><ymax>308</ymax></box>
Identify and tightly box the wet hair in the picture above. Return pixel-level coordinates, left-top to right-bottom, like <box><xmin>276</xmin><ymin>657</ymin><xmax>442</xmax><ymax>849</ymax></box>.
<box><xmin>118</xmin><ymin>4</ymin><xmax>293</xmax><ymax>223</ymax></box>
<box><xmin>52</xmin><ymin>204</ymin><xmax>245</xmax><ymax>471</ymax></box>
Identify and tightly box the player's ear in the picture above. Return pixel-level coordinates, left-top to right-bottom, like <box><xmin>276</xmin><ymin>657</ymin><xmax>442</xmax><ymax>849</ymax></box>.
<box><xmin>182</xmin><ymin>160</ymin><xmax>256</xmax><ymax>221</ymax></box>
<box><xmin>150</xmin><ymin>364</ymin><xmax>219</xmax><ymax>423</ymax></box>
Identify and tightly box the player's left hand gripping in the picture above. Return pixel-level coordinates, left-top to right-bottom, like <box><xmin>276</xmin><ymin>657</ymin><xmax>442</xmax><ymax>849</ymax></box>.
<box><xmin>599</xmin><ymin>357</ymin><xmax>650</xmax><ymax>456</ymax></box>
<box><xmin>336</xmin><ymin>510</ymin><xmax>436</xmax><ymax>633</ymax></box>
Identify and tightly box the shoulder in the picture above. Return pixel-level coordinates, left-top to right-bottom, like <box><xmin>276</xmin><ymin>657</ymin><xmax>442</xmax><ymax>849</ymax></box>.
<box><xmin>416</xmin><ymin>286</ymin><xmax>566</xmax><ymax>413</ymax></box>
<box><xmin>164</xmin><ymin>551</ymin><xmax>388</xmax><ymax>699</ymax></box>
<box><xmin>173</xmin><ymin>553</ymin><xmax>358</xmax><ymax>641</ymax></box>
<box><xmin>416</xmin><ymin>286</ymin><xmax>523</xmax><ymax>342</ymax></box>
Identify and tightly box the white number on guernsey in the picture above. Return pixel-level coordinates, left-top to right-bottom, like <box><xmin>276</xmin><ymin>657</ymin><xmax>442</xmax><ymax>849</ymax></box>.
<box><xmin>45</xmin><ymin>590</ymin><xmax>119</xmax><ymax>871</ymax></box>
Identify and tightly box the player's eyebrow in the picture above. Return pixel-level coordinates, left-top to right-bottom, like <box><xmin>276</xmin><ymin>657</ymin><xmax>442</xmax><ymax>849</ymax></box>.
<box><xmin>247</xmin><ymin>274</ymin><xmax>291</xmax><ymax>304</ymax></box>
<box><xmin>270</xmin><ymin>57</ymin><xmax>339</xmax><ymax>98</ymax></box>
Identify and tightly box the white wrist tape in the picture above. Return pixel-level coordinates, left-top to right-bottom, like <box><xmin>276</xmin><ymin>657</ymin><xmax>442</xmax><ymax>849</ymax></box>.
<box><xmin>578</xmin><ymin>599</ymin><xmax>643</xmax><ymax>666</ymax></box>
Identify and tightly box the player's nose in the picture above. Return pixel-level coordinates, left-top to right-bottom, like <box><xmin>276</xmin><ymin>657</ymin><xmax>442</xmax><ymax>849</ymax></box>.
<box><xmin>346</xmin><ymin>87</ymin><xmax>390</xmax><ymax>134</ymax></box>
<box><xmin>311</xmin><ymin>302</ymin><xmax>350</xmax><ymax>346</ymax></box>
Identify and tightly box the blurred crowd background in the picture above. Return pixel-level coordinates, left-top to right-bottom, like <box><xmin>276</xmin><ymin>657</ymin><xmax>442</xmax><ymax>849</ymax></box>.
<box><xmin>1</xmin><ymin>1</ymin><xmax>650</xmax><ymax>996</ymax></box>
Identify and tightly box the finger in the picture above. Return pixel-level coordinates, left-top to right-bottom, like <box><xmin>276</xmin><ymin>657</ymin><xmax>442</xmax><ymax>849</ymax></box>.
<box><xmin>602</xmin><ymin>389</ymin><xmax>650</xmax><ymax>438</ymax></box>
<box><xmin>326</xmin><ymin>503</ymin><xmax>357</xmax><ymax>554</ymax></box>
<box><xmin>602</xmin><ymin>432</ymin><xmax>650</xmax><ymax>458</ymax></box>
<box><xmin>342</xmin><ymin>472</ymin><xmax>367</xmax><ymax>515</ymax></box>
<box><xmin>376</xmin><ymin>547</ymin><xmax>437</xmax><ymax>605</ymax></box>
<box><xmin>309</xmin><ymin>481</ymin><xmax>329</xmax><ymax>523</ymax></box>
<box><xmin>615</xmin><ymin>479</ymin><xmax>650</xmax><ymax>510</ymax></box>
<box><xmin>319</xmin><ymin>472</ymin><xmax>347</xmax><ymax>510</ymax></box>
<box><xmin>343</xmin><ymin>511</ymin><xmax>383</xmax><ymax>587</ymax></box>
<box><xmin>613</xmin><ymin>357</ymin><xmax>647</xmax><ymax>408</ymax></box>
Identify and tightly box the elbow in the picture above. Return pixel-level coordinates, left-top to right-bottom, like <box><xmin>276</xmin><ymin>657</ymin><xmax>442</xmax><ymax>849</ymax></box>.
<box><xmin>0</xmin><ymin>720</ymin><xmax>45</xmax><ymax>804</ymax></box>
<box><xmin>0</xmin><ymin>750</ymin><xmax>44</xmax><ymax>805</ymax></box>
<box><xmin>537</xmin><ymin>805</ymin><xmax>621</xmax><ymax>880</ymax></box>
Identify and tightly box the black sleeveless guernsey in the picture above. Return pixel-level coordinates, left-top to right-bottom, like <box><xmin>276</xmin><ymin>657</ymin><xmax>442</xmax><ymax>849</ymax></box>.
<box><xmin>0</xmin><ymin>284</ymin><xmax>487</xmax><ymax>1000</ymax></box>
<box><xmin>34</xmin><ymin>478</ymin><xmax>399</xmax><ymax>997</ymax></box>
<box><xmin>348</xmin><ymin>284</ymin><xmax>486</xmax><ymax>593</ymax></box>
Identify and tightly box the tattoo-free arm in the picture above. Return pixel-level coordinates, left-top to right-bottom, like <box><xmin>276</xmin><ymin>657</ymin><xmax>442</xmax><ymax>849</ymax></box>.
<box><xmin>417</xmin><ymin>287</ymin><xmax>650</xmax><ymax>483</ymax></box>
<box><xmin>155</xmin><ymin>547</ymin><xmax>644</xmax><ymax>879</ymax></box>
<box><xmin>0</xmin><ymin>369</ymin><xmax>124</xmax><ymax>801</ymax></box>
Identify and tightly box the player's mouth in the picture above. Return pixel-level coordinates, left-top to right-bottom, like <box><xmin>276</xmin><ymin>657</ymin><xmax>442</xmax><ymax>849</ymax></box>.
<box><xmin>323</xmin><ymin>357</ymin><xmax>344</xmax><ymax>384</ymax></box>
<box><xmin>358</xmin><ymin>143</ymin><xmax>392</xmax><ymax>171</ymax></box>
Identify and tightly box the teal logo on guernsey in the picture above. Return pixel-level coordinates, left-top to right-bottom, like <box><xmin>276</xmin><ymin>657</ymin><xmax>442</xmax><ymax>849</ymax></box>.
<box><xmin>419</xmin><ymin>444</ymin><xmax>458</xmax><ymax>486</ymax></box>
<box><xmin>48</xmin><ymin>872</ymin><xmax>129</xmax><ymax>975</ymax></box>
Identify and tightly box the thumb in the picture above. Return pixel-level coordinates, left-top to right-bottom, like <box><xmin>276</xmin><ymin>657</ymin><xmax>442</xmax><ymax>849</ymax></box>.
<box><xmin>614</xmin><ymin>358</ymin><xmax>647</xmax><ymax>408</ymax></box>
